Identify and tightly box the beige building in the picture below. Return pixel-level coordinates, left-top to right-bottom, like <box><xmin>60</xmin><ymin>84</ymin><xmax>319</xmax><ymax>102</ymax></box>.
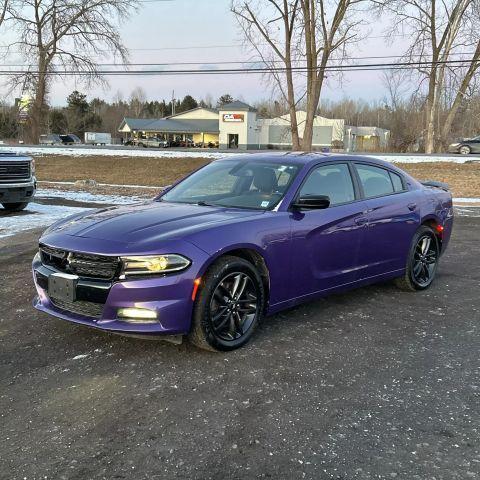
<box><xmin>119</xmin><ymin>101</ymin><xmax>388</xmax><ymax>151</ymax></box>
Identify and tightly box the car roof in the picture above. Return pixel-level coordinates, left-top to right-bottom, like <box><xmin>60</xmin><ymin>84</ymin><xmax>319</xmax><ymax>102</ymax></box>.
<box><xmin>216</xmin><ymin>152</ymin><xmax>397</xmax><ymax>169</ymax></box>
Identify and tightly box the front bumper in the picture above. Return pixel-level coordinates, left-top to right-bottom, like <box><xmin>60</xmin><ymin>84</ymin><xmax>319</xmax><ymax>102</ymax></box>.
<box><xmin>32</xmin><ymin>255</ymin><xmax>196</xmax><ymax>336</ymax></box>
<box><xmin>0</xmin><ymin>178</ymin><xmax>36</xmax><ymax>204</ymax></box>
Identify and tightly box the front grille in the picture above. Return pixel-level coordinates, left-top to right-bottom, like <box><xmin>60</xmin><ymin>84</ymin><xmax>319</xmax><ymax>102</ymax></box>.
<box><xmin>50</xmin><ymin>297</ymin><xmax>104</xmax><ymax>319</ymax></box>
<box><xmin>40</xmin><ymin>245</ymin><xmax>120</xmax><ymax>280</ymax></box>
<box><xmin>0</xmin><ymin>160</ymin><xmax>31</xmax><ymax>183</ymax></box>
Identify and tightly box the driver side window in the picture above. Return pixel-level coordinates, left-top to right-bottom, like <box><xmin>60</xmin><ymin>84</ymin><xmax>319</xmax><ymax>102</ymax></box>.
<box><xmin>299</xmin><ymin>163</ymin><xmax>355</xmax><ymax>206</ymax></box>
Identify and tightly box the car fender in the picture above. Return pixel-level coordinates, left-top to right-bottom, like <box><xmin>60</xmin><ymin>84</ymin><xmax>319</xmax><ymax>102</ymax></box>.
<box><xmin>195</xmin><ymin>242</ymin><xmax>270</xmax><ymax>278</ymax></box>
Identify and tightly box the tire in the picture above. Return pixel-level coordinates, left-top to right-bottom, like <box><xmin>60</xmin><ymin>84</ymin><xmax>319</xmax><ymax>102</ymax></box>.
<box><xmin>188</xmin><ymin>256</ymin><xmax>265</xmax><ymax>352</ymax></box>
<box><xmin>2</xmin><ymin>202</ymin><xmax>28</xmax><ymax>212</ymax></box>
<box><xmin>459</xmin><ymin>145</ymin><xmax>471</xmax><ymax>155</ymax></box>
<box><xmin>395</xmin><ymin>226</ymin><xmax>440</xmax><ymax>291</ymax></box>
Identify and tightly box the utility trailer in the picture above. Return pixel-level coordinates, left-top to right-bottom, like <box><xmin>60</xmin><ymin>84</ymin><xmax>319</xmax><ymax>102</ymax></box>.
<box><xmin>84</xmin><ymin>132</ymin><xmax>111</xmax><ymax>146</ymax></box>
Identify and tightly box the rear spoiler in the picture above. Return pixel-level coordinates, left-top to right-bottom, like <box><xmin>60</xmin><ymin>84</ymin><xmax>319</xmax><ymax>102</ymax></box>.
<box><xmin>420</xmin><ymin>180</ymin><xmax>450</xmax><ymax>191</ymax></box>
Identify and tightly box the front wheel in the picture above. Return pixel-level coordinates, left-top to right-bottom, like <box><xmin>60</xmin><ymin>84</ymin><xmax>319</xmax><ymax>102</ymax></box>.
<box><xmin>188</xmin><ymin>256</ymin><xmax>265</xmax><ymax>351</ymax></box>
<box><xmin>459</xmin><ymin>145</ymin><xmax>471</xmax><ymax>155</ymax></box>
<box><xmin>2</xmin><ymin>202</ymin><xmax>28</xmax><ymax>212</ymax></box>
<box><xmin>395</xmin><ymin>226</ymin><xmax>440</xmax><ymax>291</ymax></box>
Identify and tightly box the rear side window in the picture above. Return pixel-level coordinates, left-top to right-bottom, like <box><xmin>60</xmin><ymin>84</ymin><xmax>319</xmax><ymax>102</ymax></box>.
<box><xmin>356</xmin><ymin>164</ymin><xmax>394</xmax><ymax>198</ymax></box>
<box><xmin>299</xmin><ymin>163</ymin><xmax>355</xmax><ymax>206</ymax></box>
<box><xmin>390</xmin><ymin>171</ymin><xmax>405</xmax><ymax>192</ymax></box>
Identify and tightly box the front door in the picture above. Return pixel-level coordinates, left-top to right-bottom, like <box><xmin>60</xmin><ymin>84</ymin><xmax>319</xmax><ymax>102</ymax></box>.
<box><xmin>289</xmin><ymin>163</ymin><xmax>369</xmax><ymax>300</ymax></box>
<box><xmin>228</xmin><ymin>134</ymin><xmax>239</xmax><ymax>149</ymax></box>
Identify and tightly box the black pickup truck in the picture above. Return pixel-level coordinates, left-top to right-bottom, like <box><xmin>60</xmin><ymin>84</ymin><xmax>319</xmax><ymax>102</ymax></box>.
<box><xmin>0</xmin><ymin>152</ymin><xmax>36</xmax><ymax>211</ymax></box>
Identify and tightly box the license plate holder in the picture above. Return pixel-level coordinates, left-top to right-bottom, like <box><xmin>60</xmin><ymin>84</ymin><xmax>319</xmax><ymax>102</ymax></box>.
<box><xmin>48</xmin><ymin>273</ymin><xmax>78</xmax><ymax>302</ymax></box>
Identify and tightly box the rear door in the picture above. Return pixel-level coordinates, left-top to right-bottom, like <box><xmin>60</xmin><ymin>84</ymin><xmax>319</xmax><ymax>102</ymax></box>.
<box><xmin>353</xmin><ymin>163</ymin><xmax>420</xmax><ymax>278</ymax></box>
<box><xmin>289</xmin><ymin>162</ymin><xmax>370</xmax><ymax>299</ymax></box>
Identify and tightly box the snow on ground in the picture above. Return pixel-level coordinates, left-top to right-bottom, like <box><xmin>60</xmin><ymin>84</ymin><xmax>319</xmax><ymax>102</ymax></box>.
<box><xmin>0</xmin><ymin>145</ymin><xmax>235</xmax><ymax>159</ymax></box>
<box><xmin>0</xmin><ymin>203</ymin><xmax>91</xmax><ymax>239</ymax></box>
<box><xmin>454</xmin><ymin>206</ymin><xmax>480</xmax><ymax>217</ymax></box>
<box><xmin>35</xmin><ymin>188</ymin><xmax>146</xmax><ymax>205</ymax></box>
<box><xmin>1</xmin><ymin>145</ymin><xmax>478</xmax><ymax>163</ymax></box>
<box><xmin>453</xmin><ymin>197</ymin><xmax>480</xmax><ymax>203</ymax></box>
<box><xmin>367</xmin><ymin>154</ymin><xmax>474</xmax><ymax>164</ymax></box>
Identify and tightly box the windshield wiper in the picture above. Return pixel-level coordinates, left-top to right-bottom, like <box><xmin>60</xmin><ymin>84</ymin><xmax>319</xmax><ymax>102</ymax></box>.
<box><xmin>196</xmin><ymin>201</ymin><xmax>216</xmax><ymax>207</ymax></box>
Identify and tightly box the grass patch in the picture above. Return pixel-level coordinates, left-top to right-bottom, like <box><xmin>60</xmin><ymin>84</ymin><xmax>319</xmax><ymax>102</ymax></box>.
<box><xmin>35</xmin><ymin>155</ymin><xmax>211</xmax><ymax>187</ymax></box>
<box><xmin>35</xmin><ymin>155</ymin><xmax>480</xmax><ymax>198</ymax></box>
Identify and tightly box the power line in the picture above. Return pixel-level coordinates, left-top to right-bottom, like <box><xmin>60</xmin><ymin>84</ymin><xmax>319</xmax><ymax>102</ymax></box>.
<box><xmin>0</xmin><ymin>32</ymin><xmax>417</xmax><ymax>55</ymax></box>
<box><xmin>0</xmin><ymin>52</ymin><xmax>478</xmax><ymax>68</ymax></box>
<box><xmin>0</xmin><ymin>58</ymin><xmax>477</xmax><ymax>76</ymax></box>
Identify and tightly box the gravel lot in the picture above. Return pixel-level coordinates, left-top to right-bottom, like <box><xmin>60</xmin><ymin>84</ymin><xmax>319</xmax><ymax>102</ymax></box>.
<box><xmin>0</xmin><ymin>214</ymin><xmax>479</xmax><ymax>480</ymax></box>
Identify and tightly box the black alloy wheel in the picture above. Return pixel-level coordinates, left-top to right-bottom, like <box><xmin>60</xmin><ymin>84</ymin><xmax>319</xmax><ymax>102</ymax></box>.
<box><xmin>189</xmin><ymin>256</ymin><xmax>265</xmax><ymax>351</ymax></box>
<box><xmin>395</xmin><ymin>226</ymin><xmax>440</xmax><ymax>291</ymax></box>
<box><xmin>411</xmin><ymin>234</ymin><xmax>439</xmax><ymax>287</ymax></box>
<box><xmin>209</xmin><ymin>272</ymin><xmax>258</xmax><ymax>342</ymax></box>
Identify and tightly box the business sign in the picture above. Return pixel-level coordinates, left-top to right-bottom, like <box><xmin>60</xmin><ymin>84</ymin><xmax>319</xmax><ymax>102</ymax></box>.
<box><xmin>16</xmin><ymin>95</ymin><xmax>32</xmax><ymax>124</ymax></box>
<box><xmin>223</xmin><ymin>113</ymin><xmax>244</xmax><ymax>123</ymax></box>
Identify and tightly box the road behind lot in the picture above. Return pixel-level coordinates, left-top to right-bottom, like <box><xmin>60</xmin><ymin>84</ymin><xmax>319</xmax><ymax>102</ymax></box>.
<box><xmin>0</xmin><ymin>217</ymin><xmax>479</xmax><ymax>480</ymax></box>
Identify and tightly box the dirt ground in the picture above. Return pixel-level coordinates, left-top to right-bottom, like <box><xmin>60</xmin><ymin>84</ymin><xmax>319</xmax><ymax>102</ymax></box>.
<box><xmin>34</xmin><ymin>155</ymin><xmax>480</xmax><ymax>198</ymax></box>
<box><xmin>1</xmin><ymin>217</ymin><xmax>479</xmax><ymax>479</ymax></box>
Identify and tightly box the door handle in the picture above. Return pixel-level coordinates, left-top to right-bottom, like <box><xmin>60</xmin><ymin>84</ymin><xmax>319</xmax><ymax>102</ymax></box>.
<box><xmin>408</xmin><ymin>203</ymin><xmax>417</xmax><ymax>211</ymax></box>
<box><xmin>355</xmin><ymin>216</ymin><xmax>368</xmax><ymax>226</ymax></box>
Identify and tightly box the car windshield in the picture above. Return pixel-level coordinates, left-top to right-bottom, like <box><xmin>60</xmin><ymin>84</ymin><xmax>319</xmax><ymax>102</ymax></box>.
<box><xmin>161</xmin><ymin>159</ymin><xmax>301</xmax><ymax>210</ymax></box>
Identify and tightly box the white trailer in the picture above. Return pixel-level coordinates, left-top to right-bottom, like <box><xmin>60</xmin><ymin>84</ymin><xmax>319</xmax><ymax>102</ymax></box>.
<box><xmin>84</xmin><ymin>132</ymin><xmax>112</xmax><ymax>145</ymax></box>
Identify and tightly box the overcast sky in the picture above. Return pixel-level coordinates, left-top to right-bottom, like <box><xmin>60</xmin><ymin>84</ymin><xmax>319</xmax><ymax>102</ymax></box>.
<box><xmin>2</xmin><ymin>0</ymin><xmax>408</xmax><ymax>106</ymax></box>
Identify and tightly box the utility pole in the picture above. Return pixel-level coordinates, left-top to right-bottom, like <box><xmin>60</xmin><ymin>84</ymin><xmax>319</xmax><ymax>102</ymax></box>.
<box><xmin>172</xmin><ymin>90</ymin><xmax>175</xmax><ymax>116</ymax></box>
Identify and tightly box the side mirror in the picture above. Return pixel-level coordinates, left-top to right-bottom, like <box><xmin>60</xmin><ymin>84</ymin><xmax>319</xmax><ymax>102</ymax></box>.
<box><xmin>291</xmin><ymin>195</ymin><xmax>330</xmax><ymax>210</ymax></box>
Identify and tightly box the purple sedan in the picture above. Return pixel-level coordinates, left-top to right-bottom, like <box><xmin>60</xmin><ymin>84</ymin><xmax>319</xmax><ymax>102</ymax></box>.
<box><xmin>32</xmin><ymin>153</ymin><xmax>454</xmax><ymax>351</ymax></box>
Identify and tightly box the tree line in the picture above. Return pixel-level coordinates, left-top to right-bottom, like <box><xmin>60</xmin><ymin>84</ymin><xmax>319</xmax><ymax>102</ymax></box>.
<box><xmin>0</xmin><ymin>90</ymin><xmax>236</xmax><ymax>141</ymax></box>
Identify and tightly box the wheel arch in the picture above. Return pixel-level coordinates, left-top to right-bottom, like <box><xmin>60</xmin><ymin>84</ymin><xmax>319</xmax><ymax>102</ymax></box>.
<box><xmin>420</xmin><ymin>216</ymin><xmax>443</xmax><ymax>249</ymax></box>
<box><xmin>197</xmin><ymin>245</ymin><xmax>271</xmax><ymax>309</ymax></box>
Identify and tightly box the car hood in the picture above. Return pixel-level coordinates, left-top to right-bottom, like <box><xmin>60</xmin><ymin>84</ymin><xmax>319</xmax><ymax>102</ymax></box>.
<box><xmin>42</xmin><ymin>201</ymin><xmax>264</xmax><ymax>246</ymax></box>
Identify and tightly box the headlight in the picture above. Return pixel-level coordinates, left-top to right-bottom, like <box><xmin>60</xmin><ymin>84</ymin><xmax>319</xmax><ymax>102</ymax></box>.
<box><xmin>30</xmin><ymin>159</ymin><xmax>35</xmax><ymax>173</ymax></box>
<box><xmin>450</xmin><ymin>143</ymin><xmax>460</xmax><ymax>147</ymax></box>
<box><xmin>121</xmin><ymin>254</ymin><xmax>191</xmax><ymax>276</ymax></box>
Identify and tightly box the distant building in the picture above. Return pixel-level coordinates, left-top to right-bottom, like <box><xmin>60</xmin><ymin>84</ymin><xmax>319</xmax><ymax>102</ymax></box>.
<box><xmin>118</xmin><ymin>101</ymin><xmax>389</xmax><ymax>151</ymax></box>
<box><xmin>345</xmin><ymin>126</ymin><xmax>391</xmax><ymax>152</ymax></box>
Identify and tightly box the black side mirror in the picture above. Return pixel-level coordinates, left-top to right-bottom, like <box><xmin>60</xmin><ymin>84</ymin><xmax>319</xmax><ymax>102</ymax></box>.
<box><xmin>292</xmin><ymin>195</ymin><xmax>330</xmax><ymax>210</ymax></box>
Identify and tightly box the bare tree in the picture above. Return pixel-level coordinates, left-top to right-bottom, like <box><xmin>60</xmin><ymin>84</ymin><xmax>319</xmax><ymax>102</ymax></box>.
<box><xmin>232</xmin><ymin>1</ymin><xmax>302</xmax><ymax>150</ymax></box>
<box><xmin>440</xmin><ymin>4</ymin><xmax>480</xmax><ymax>142</ymax></box>
<box><xmin>0</xmin><ymin>0</ymin><xmax>7</xmax><ymax>26</ymax></box>
<box><xmin>0</xmin><ymin>0</ymin><xmax>137</xmax><ymax>143</ymax></box>
<box><xmin>129</xmin><ymin>86</ymin><xmax>147</xmax><ymax>117</ymax></box>
<box><xmin>374</xmin><ymin>0</ymin><xmax>476</xmax><ymax>153</ymax></box>
<box><xmin>233</xmin><ymin>0</ymin><xmax>367</xmax><ymax>151</ymax></box>
<box><xmin>300</xmin><ymin>0</ymin><xmax>366</xmax><ymax>150</ymax></box>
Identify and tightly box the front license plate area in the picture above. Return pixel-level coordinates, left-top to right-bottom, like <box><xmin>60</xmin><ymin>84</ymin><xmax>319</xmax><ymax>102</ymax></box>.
<box><xmin>48</xmin><ymin>273</ymin><xmax>78</xmax><ymax>302</ymax></box>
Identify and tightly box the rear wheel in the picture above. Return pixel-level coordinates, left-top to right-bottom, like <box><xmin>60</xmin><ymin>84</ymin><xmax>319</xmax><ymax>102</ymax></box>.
<box><xmin>459</xmin><ymin>145</ymin><xmax>471</xmax><ymax>155</ymax></box>
<box><xmin>189</xmin><ymin>256</ymin><xmax>265</xmax><ymax>351</ymax></box>
<box><xmin>2</xmin><ymin>202</ymin><xmax>28</xmax><ymax>212</ymax></box>
<box><xmin>395</xmin><ymin>226</ymin><xmax>440</xmax><ymax>291</ymax></box>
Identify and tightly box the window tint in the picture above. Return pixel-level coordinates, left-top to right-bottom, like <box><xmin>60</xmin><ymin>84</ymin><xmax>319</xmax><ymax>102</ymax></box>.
<box><xmin>299</xmin><ymin>163</ymin><xmax>355</xmax><ymax>206</ymax></box>
<box><xmin>390</xmin><ymin>171</ymin><xmax>404</xmax><ymax>192</ymax></box>
<box><xmin>356</xmin><ymin>164</ymin><xmax>394</xmax><ymax>198</ymax></box>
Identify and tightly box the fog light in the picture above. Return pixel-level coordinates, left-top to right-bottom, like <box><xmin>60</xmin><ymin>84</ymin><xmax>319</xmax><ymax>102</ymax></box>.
<box><xmin>117</xmin><ymin>307</ymin><xmax>158</xmax><ymax>323</ymax></box>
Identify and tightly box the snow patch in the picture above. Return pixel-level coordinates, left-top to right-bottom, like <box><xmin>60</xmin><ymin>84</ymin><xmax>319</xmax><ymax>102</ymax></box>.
<box><xmin>0</xmin><ymin>203</ymin><xmax>91</xmax><ymax>239</ymax></box>
<box><xmin>0</xmin><ymin>145</ymin><xmax>235</xmax><ymax>159</ymax></box>
<box><xmin>72</xmin><ymin>354</ymin><xmax>89</xmax><ymax>360</ymax></box>
<box><xmin>453</xmin><ymin>198</ymin><xmax>480</xmax><ymax>203</ymax></box>
<box><xmin>368</xmin><ymin>154</ymin><xmax>474</xmax><ymax>164</ymax></box>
